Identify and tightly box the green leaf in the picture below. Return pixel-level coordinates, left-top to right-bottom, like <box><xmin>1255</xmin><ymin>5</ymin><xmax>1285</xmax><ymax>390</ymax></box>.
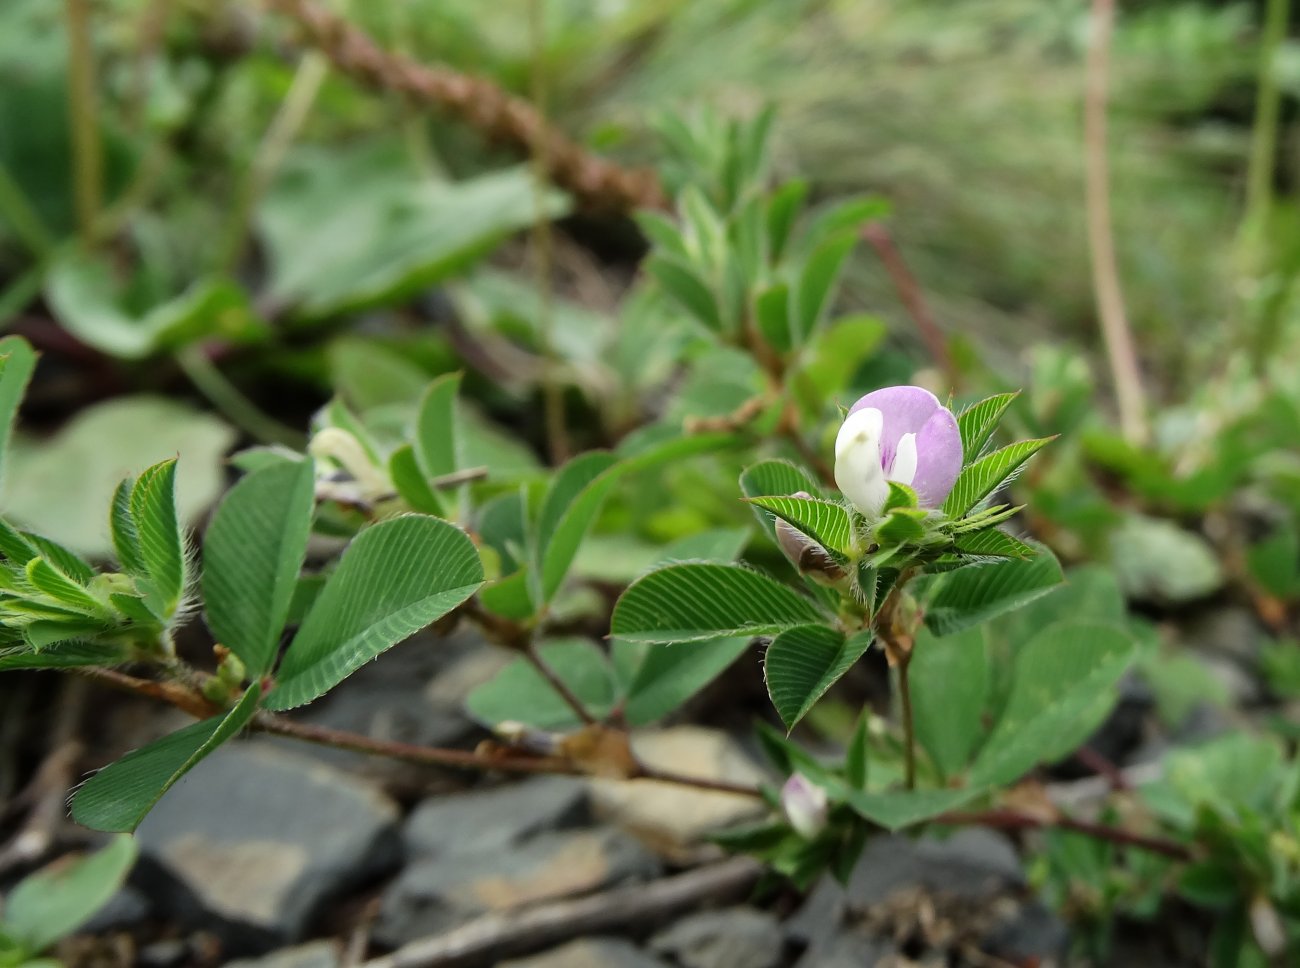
<box><xmin>646</xmin><ymin>255</ymin><xmax>722</xmax><ymax>332</ymax></box>
<box><xmin>746</xmin><ymin>495</ymin><xmax>853</xmax><ymax>557</ymax></box>
<box><xmin>1110</xmin><ymin>514</ymin><xmax>1224</xmax><ymax>604</ymax></box>
<box><xmin>968</xmin><ymin>623</ymin><xmax>1136</xmax><ymax>787</ymax></box>
<box><xmin>764</xmin><ymin>625</ymin><xmax>873</xmax><ymax>731</ymax></box>
<box><xmin>23</xmin><ymin>618</ymin><xmax>109</xmax><ymax>652</ymax></box>
<box><xmin>388</xmin><ymin>444</ymin><xmax>445</xmax><ymax>516</ymax></box>
<box><xmin>128</xmin><ymin>460</ymin><xmax>185</xmax><ymax>618</ymax></box>
<box><xmin>4</xmin><ymin>835</ymin><xmax>137</xmax><ymax>953</ymax></box>
<box><xmin>635</xmin><ymin>211</ymin><xmax>688</xmax><ymax>259</ymax></box>
<box><xmin>843</xmin><ymin>786</ymin><xmax>983</xmax><ymax>831</ymax></box>
<box><xmin>611</xmin><ymin>563</ymin><xmax>823</xmax><ymax>644</ymax></box>
<box><xmin>109</xmin><ymin>478</ymin><xmax>145</xmax><ymax>575</ymax></box>
<box><xmin>921</xmin><ymin>545</ymin><xmax>1064</xmax><ymax>636</ymax></box>
<box><xmin>266</xmin><ymin>515</ymin><xmax>483</xmax><ymax>710</ymax></box>
<box><xmin>793</xmin><ymin>232</ymin><xmax>855</xmax><ymax>343</ymax></box>
<box><xmin>874</xmin><ymin>508</ymin><xmax>929</xmax><ymax>546</ymax></box>
<box><xmin>23</xmin><ymin>559</ymin><xmax>103</xmax><ymax>615</ymax></box>
<box><xmin>955</xmin><ymin>392</ymin><xmax>1019</xmax><ymax>457</ymax></box>
<box><xmin>1247</xmin><ymin>527</ymin><xmax>1300</xmax><ymax>598</ymax></box>
<box><xmin>534</xmin><ymin>451</ymin><xmax>619</xmax><ymax>600</ymax></box>
<box><xmin>943</xmin><ymin>437</ymin><xmax>1053</xmax><ymax>517</ymax></box>
<box><xmin>464</xmin><ymin>638</ymin><xmax>615</xmax><ymax>731</ymax></box>
<box><xmin>71</xmin><ymin>686</ymin><xmax>261</xmax><ymax>832</ymax></box>
<box><xmin>202</xmin><ymin>459</ymin><xmax>316</xmax><ymax>677</ymax></box>
<box><xmin>0</xmin><ymin>335</ymin><xmax>36</xmax><ymax>491</ymax></box>
<box><xmin>739</xmin><ymin>460</ymin><xmax>823</xmax><ymax>544</ymax></box>
<box><xmin>766</xmin><ymin>179</ymin><xmax>808</xmax><ymax>263</ymax></box>
<box><xmin>953</xmin><ymin>527</ymin><xmax>1035</xmax><ymax>559</ymax></box>
<box><xmin>623</xmin><ymin>636</ymin><xmax>751</xmax><ymax>726</ymax></box>
<box><xmin>4</xmin><ymin>397</ymin><xmax>235</xmax><ymax>558</ymax></box>
<box><xmin>0</xmin><ymin>640</ymin><xmax>126</xmax><ymax>671</ymax></box>
<box><xmin>755</xmin><ymin>283</ymin><xmax>792</xmax><ymax>354</ymax></box>
<box><xmin>262</xmin><ymin>148</ymin><xmax>568</xmax><ymax>318</ymax></box>
<box><xmin>845</xmin><ymin>714</ymin><xmax>869</xmax><ymax>789</ymax></box>
<box><xmin>22</xmin><ymin>534</ymin><xmax>93</xmax><ymax>585</ymax></box>
<box><xmin>910</xmin><ymin>626</ymin><xmax>988</xmax><ymax>779</ymax></box>
<box><xmin>415</xmin><ymin>372</ymin><xmax>462</xmax><ymax>480</ymax></box>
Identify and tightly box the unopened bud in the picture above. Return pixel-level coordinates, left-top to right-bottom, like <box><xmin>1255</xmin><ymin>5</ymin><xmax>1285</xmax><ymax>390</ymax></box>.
<box><xmin>309</xmin><ymin>428</ymin><xmax>390</xmax><ymax>500</ymax></box>
<box><xmin>781</xmin><ymin>773</ymin><xmax>828</xmax><ymax>839</ymax></box>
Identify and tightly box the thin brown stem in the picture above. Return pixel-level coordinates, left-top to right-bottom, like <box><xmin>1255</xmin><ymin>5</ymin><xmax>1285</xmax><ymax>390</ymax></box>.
<box><xmin>898</xmin><ymin>654</ymin><xmax>916</xmax><ymax>790</ymax></box>
<box><xmin>862</xmin><ymin>223</ymin><xmax>957</xmax><ymax>387</ymax></box>
<box><xmin>264</xmin><ymin>0</ymin><xmax>665</xmax><ymax>213</ymax></box>
<box><xmin>524</xmin><ymin>641</ymin><xmax>597</xmax><ymax>726</ymax></box>
<box><xmin>64</xmin><ymin>0</ymin><xmax>103</xmax><ymax>242</ymax></box>
<box><xmin>1085</xmin><ymin>0</ymin><xmax>1148</xmax><ymax>444</ymax></box>
<box><xmin>635</xmin><ymin>765</ymin><xmax>765</xmax><ymax>798</ymax></box>
<box><xmin>940</xmin><ymin>809</ymin><xmax>1192</xmax><ymax>861</ymax></box>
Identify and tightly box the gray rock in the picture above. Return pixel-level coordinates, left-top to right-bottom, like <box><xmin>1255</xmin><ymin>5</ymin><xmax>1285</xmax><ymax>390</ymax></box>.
<box><xmin>1182</xmin><ymin>607</ymin><xmax>1266</xmax><ymax>664</ymax></box>
<box><xmin>80</xmin><ymin>885</ymin><xmax>152</xmax><ymax>933</ymax></box>
<box><xmin>135</xmin><ymin>743</ymin><xmax>400</xmax><ymax>951</ymax></box>
<box><xmin>224</xmin><ymin>940</ymin><xmax>341</xmax><ymax>968</ymax></box>
<box><xmin>787</xmin><ymin>829</ymin><xmax>1023</xmax><ymax>944</ymax></box>
<box><xmin>404</xmin><ymin>776</ymin><xmax>588</xmax><ymax>857</ymax></box>
<box><xmin>499</xmin><ymin>937</ymin><xmax>671</xmax><ymax>968</ymax></box>
<box><xmin>793</xmin><ymin>932</ymin><xmax>895</xmax><ymax>968</ymax></box>
<box><xmin>376</xmin><ymin>828</ymin><xmax>661</xmax><ymax>946</ymax></box>
<box><xmin>650</xmin><ymin>907</ymin><xmax>783</xmax><ymax>968</ymax></box>
<box><xmin>984</xmin><ymin>900</ymin><xmax>1070</xmax><ymax>963</ymax></box>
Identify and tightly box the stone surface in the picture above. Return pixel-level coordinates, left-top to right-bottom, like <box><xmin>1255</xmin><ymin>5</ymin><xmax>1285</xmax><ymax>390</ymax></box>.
<box><xmin>376</xmin><ymin>828</ymin><xmax>661</xmax><ymax>946</ymax></box>
<box><xmin>135</xmin><ymin>743</ymin><xmax>400</xmax><ymax>951</ymax></box>
<box><xmin>793</xmin><ymin>932</ymin><xmax>896</xmax><ymax>968</ymax></box>
<box><xmin>589</xmin><ymin>727</ymin><xmax>769</xmax><ymax>858</ymax></box>
<box><xmin>1182</xmin><ymin>606</ymin><xmax>1267</xmax><ymax>665</ymax></box>
<box><xmin>984</xmin><ymin>900</ymin><xmax>1070</xmax><ymax>963</ymax></box>
<box><xmin>649</xmin><ymin>907</ymin><xmax>783</xmax><ymax>968</ymax></box>
<box><xmin>404</xmin><ymin>776</ymin><xmax>589</xmax><ymax>857</ymax></box>
<box><xmin>80</xmin><ymin>885</ymin><xmax>153</xmax><ymax>933</ymax></box>
<box><xmin>499</xmin><ymin>938</ymin><xmax>671</xmax><ymax>968</ymax></box>
<box><xmin>225</xmin><ymin>940</ymin><xmax>342</xmax><ymax>968</ymax></box>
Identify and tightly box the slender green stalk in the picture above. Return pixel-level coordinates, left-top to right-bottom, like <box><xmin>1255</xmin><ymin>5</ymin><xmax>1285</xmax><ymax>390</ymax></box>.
<box><xmin>1085</xmin><ymin>0</ymin><xmax>1148</xmax><ymax>444</ymax></box>
<box><xmin>175</xmin><ymin>346</ymin><xmax>306</xmax><ymax>448</ymax></box>
<box><xmin>1245</xmin><ymin>0</ymin><xmax>1292</xmax><ymax>368</ymax></box>
<box><xmin>0</xmin><ymin>166</ymin><xmax>55</xmax><ymax>259</ymax></box>
<box><xmin>217</xmin><ymin>51</ymin><xmax>329</xmax><ymax>273</ymax></box>
<box><xmin>898</xmin><ymin>654</ymin><xmax>916</xmax><ymax>790</ymax></box>
<box><xmin>64</xmin><ymin>0</ymin><xmax>104</xmax><ymax>243</ymax></box>
<box><xmin>0</xmin><ymin>262</ymin><xmax>48</xmax><ymax>330</ymax></box>
<box><xmin>529</xmin><ymin>0</ymin><xmax>569</xmax><ymax>465</ymax></box>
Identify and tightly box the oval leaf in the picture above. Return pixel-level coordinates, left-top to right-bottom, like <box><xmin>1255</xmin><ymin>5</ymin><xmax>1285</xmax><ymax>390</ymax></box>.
<box><xmin>764</xmin><ymin>625</ymin><xmax>873</xmax><ymax>731</ymax></box>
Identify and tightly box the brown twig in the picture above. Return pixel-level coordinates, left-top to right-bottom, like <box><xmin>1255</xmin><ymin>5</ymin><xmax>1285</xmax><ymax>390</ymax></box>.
<box><xmin>1085</xmin><ymin>0</ymin><xmax>1148</xmax><ymax>444</ymax></box>
<box><xmin>940</xmin><ymin>809</ymin><xmax>1192</xmax><ymax>861</ymax></box>
<box><xmin>263</xmin><ymin>0</ymin><xmax>666</xmax><ymax>213</ymax></box>
<box><xmin>361</xmin><ymin>856</ymin><xmax>764</xmax><ymax>968</ymax></box>
<box><xmin>0</xmin><ymin>679</ymin><xmax>89</xmax><ymax>874</ymax></box>
<box><xmin>524</xmin><ymin>641</ymin><xmax>598</xmax><ymax>726</ymax></box>
<box><xmin>862</xmin><ymin>223</ymin><xmax>957</xmax><ymax>387</ymax></box>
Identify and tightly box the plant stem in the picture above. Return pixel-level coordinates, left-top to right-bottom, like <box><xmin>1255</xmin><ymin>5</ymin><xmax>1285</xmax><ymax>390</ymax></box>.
<box><xmin>218</xmin><ymin>49</ymin><xmax>330</xmax><ymax>274</ymax></box>
<box><xmin>76</xmin><ymin>666</ymin><xmax>1195</xmax><ymax>860</ymax></box>
<box><xmin>861</xmin><ymin>222</ymin><xmax>957</xmax><ymax>388</ymax></box>
<box><xmin>0</xmin><ymin>165</ymin><xmax>54</xmax><ymax>259</ymax></box>
<box><xmin>64</xmin><ymin>0</ymin><xmax>104</xmax><ymax>244</ymax></box>
<box><xmin>175</xmin><ymin>345</ymin><xmax>307</xmax><ymax>448</ymax></box>
<box><xmin>524</xmin><ymin>640</ymin><xmax>597</xmax><ymax>726</ymax></box>
<box><xmin>528</xmin><ymin>0</ymin><xmax>569</xmax><ymax>466</ymax></box>
<box><xmin>264</xmin><ymin>0</ymin><xmax>665</xmax><ymax>212</ymax></box>
<box><xmin>939</xmin><ymin>809</ymin><xmax>1192</xmax><ymax>861</ymax></box>
<box><xmin>898</xmin><ymin>652</ymin><xmax>916</xmax><ymax>790</ymax></box>
<box><xmin>1085</xmin><ymin>0</ymin><xmax>1148</xmax><ymax>445</ymax></box>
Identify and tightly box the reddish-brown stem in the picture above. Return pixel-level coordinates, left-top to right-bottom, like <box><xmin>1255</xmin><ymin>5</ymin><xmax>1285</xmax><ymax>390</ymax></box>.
<box><xmin>76</xmin><ymin>669</ymin><xmax>1193</xmax><ymax>861</ymax></box>
<box><xmin>1075</xmin><ymin>745</ymin><xmax>1130</xmax><ymax>792</ymax></box>
<box><xmin>264</xmin><ymin>0</ymin><xmax>665</xmax><ymax>213</ymax></box>
<box><xmin>861</xmin><ymin>223</ymin><xmax>957</xmax><ymax>388</ymax></box>
<box><xmin>524</xmin><ymin>641</ymin><xmax>598</xmax><ymax>726</ymax></box>
<box><xmin>940</xmin><ymin>809</ymin><xmax>1193</xmax><ymax>861</ymax></box>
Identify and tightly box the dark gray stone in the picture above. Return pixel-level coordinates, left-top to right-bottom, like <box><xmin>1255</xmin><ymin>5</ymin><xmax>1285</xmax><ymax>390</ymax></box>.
<box><xmin>376</xmin><ymin>828</ymin><xmax>661</xmax><ymax>946</ymax></box>
<box><xmin>225</xmin><ymin>940</ymin><xmax>341</xmax><ymax>968</ymax></box>
<box><xmin>1182</xmin><ymin>606</ymin><xmax>1266</xmax><ymax>665</ymax></box>
<box><xmin>794</xmin><ymin>931</ymin><xmax>895</xmax><ymax>968</ymax></box>
<box><xmin>404</xmin><ymin>776</ymin><xmax>588</xmax><ymax>857</ymax></box>
<box><xmin>80</xmin><ymin>885</ymin><xmax>152</xmax><ymax>933</ymax></box>
<box><xmin>135</xmin><ymin>743</ymin><xmax>400</xmax><ymax>951</ymax></box>
<box><xmin>649</xmin><ymin>907</ymin><xmax>783</xmax><ymax>968</ymax></box>
<box><xmin>787</xmin><ymin>829</ymin><xmax>1023</xmax><ymax>946</ymax></box>
<box><xmin>984</xmin><ymin>900</ymin><xmax>1070</xmax><ymax>963</ymax></box>
<box><xmin>499</xmin><ymin>938</ymin><xmax>671</xmax><ymax>968</ymax></box>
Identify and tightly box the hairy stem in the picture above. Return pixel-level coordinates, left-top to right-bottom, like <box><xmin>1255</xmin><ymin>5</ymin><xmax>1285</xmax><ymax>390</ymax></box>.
<box><xmin>264</xmin><ymin>0</ymin><xmax>665</xmax><ymax>212</ymax></box>
<box><xmin>1085</xmin><ymin>0</ymin><xmax>1148</xmax><ymax>444</ymax></box>
<box><xmin>64</xmin><ymin>0</ymin><xmax>104</xmax><ymax>243</ymax></box>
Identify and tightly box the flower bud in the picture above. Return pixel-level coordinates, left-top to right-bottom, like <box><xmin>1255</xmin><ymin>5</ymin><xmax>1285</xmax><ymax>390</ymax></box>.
<box><xmin>309</xmin><ymin>428</ymin><xmax>390</xmax><ymax>502</ymax></box>
<box><xmin>834</xmin><ymin>386</ymin><xmax>962</xmax><ymax>517</ymax></box>
<box><xmin>775</xmin><ymin>492</ymin><xmax>847</xmax><ymax>586</ymax></box>
<box><xmin>781</xmin><ymin>773</ymin><xmax>828</xmax><ymax>839</ymax></box>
